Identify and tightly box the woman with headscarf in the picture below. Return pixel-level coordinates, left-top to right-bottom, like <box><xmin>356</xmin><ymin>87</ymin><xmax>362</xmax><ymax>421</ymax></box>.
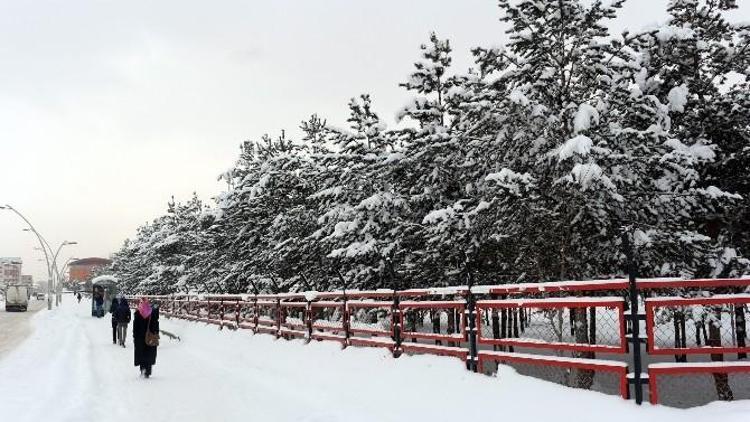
<box><xmin>133</xmin><ymin>298</ymin><xmax>159</xmax><ymax>378</ymax></box>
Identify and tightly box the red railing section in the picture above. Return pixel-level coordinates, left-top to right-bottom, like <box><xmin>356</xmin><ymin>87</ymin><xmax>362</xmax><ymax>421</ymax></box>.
<box><xmin>131</xmin><ymin>276</ymin><xmax>750</xmax><ymax>408</ymax></box>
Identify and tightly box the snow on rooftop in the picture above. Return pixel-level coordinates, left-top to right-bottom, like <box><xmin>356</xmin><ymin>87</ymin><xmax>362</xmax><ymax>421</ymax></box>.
<box><xmin>91</xmin><ymin>275</ymin><xmax>118</xmax><ymax>284</ymax></box>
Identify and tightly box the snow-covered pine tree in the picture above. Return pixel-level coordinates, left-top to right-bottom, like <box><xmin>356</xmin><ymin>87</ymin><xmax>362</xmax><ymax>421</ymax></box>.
<box><xmin>437</xmin><ymin>0</ymin><xmax>737</xmax><ymax>388</ymax></box>
<box><xmin>310</xmin><ymin>95</ymin><xmax>406</xmax><ymax>290</ymax></box>
<box><xmin>629</xmin><ymin>0</ymin><xmax>750</xmax><ymax>277</ymax></box>
<box><xmin>628</xmin><ymin>0</ymin><xmax>750</xmax><ymax>398</ymax></box>
<box><xmin>214</xmin><ymin>132</ymin><xmax>314</xmax><ymax>294</ymax></box>
<box><xmin>394</xmin><ymin>32</ymin><xmax>493</xmax><ymax>288</ymax></box>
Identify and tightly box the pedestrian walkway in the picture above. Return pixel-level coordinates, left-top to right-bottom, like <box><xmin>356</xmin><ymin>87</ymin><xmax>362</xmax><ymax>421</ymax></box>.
<box><xmin>0</xmin><ymin>300</ymin><xmax>746</xmax><ymax>422</ymax></box>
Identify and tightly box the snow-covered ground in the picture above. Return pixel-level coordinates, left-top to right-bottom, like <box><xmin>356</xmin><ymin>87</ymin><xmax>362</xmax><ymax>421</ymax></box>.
<box><xmin>0</xmin><ymin>299</ymin><xmax>45</xmax><ymax>359</ymax></box>
<box><xmin>1</xmin><ymin>300</ymin><xmax>749</xmax><ymax>422</ymax></box>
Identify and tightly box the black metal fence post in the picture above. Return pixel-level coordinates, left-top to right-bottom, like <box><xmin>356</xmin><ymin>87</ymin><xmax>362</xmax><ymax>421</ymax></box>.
<box><xmin>466</xmin><ymin>271</ymin><xmax>478</xmax><ymax>372</ymax></box>
<box><xmin>275</xmin><ymin>298</ymin><xmax>281</xmax><ymax>339</ymax></box>
<box><xmin>342</xmin><ymin>288</ymin><xmax>350</xmax><ymax>349</ymax></box>
<box><xmin>623</xmin><ymin>230</ymin><xmax>646</xmax><ymax>404</ymax></box>
<box><xmin>219</xmin><ymin>299</ymin><xmax>225</xmax><ymax>330</ymax></box>
<box><xmin>305</xmin><ymin>300</ymin><xmax>313</xmax><ymax>344</ymax></box>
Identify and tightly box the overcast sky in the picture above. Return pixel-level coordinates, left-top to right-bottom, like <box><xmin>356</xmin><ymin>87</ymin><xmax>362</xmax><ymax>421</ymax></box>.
<box><xmin>1</xmin><ymin>0</ymin><xmax>748</xmax><ymax>281</ymax></box>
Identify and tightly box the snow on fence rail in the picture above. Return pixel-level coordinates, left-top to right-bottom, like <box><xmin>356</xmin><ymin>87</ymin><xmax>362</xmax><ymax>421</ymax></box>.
<box><xmin>132</xmin><ymin>276</ymin><xmax>750</xmax><ymax>408</ymax></box>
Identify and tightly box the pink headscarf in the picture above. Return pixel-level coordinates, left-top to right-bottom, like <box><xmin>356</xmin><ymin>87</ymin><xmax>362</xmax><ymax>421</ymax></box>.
<box><xmin>138</xmin><ymin>298</ymin><xmax>152</xmax><ymax>319</ymax></box>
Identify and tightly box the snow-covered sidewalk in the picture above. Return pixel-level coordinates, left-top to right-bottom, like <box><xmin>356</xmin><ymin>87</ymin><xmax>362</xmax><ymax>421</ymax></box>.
<box><xmin>1</xmin><ymin>300</ymin><xmax>748</xmax><ymax>422</ymax></box>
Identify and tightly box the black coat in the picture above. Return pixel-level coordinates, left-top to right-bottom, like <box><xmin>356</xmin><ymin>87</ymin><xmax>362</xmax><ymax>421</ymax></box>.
<box><xmin>133</xmin><ymin>307</ymin><xmax>159</xmax><ymax>367</ymax></box>
<box><xmin>110</xmin><ymin>299</ymin><xmax>119</xmax><ymax>327</ymax></box>
<box><xmin>115</xmin><ymin>300</ymin><xmax>131</xmax><ymax>324</ymax></box>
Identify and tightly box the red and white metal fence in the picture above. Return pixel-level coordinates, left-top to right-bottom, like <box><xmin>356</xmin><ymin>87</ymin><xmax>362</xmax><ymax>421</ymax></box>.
<box><xmin>132</xmin><ymin>276</ymin><xmax>750</xmax><ymax>408</ymax></box>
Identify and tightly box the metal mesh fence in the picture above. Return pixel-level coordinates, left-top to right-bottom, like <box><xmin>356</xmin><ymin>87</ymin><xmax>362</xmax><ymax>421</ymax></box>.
<box><xmin>654</xmin><ymin>371</ymin><xmax>750</xmax><ymax>408</ymax></box>
<box><xmin>482</xmin><ymin>359</ymin><xmax>624</xmax><ymax>397</ymax></box>
<box><xmin>401</xmin><ymin>307</ymin><xmax>464</xmax><ymax>344</ymax></box>
<box><xmin>238</xmin><ymin>303</ymin><xmax>254</xmax><ymax>323</ymax></box>
<box><xmin>311</xmin><ymin>306</ymin><xmax>345</xmax><ymax>329</ymax></box>
<box><xmin>256</xmin><ymin>303</ymin><xmax>278</xmax><ymax>328</ymax></box>
<box><xmin>349</xmin><ymin>306</ymin><xmax>392</xmax><ymax>334</ymax></box>
<box><xmin>281</xmin><ymin>305</ymin><xmax>306</xmax><ymax>328</ymax></box>
<box><xmin>477</xmin><ymin>306</ymin><xmax>623</xmax><ymax>350</ymax></box>
<box><xmin>650</xmin><ymin>304</ymin><xmax>749</xmax><ymax>354</ymax></box>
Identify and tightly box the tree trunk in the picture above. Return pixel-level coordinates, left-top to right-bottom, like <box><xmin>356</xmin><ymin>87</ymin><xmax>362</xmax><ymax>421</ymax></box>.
<box><xmin>526</xmin><ymin>308</ymin><xmax>531</xmax><ymax>328</ymax></box>
<box><xmin>491</xmin><ymin>309</ymin><xmax>500</xmax><ymax>351</ymax></box>
<box><xmin>569</xmin><ymin>308</ymin><xmax>576</xmax><ymax>338</ymax></box>
<box><xmin>680</xmin><ymin>314</ymin><xmax>687</xmax><ymax>348</ymax></box>
<box><xmin>512</xmin><ymin>309</ymin><xmax>520</xmax><ymax>338</ymax></box>
<box><xmin>519</xmin><ymin>308</ymin><xmax>526</xmax><ymax>334</ymax></box>
<box><xmin>507</xmin><ymin>309</ymin><xmax>515</xmax><ymax>352</ymax></box>
<box><xmin>674</xmin><ymin>311</ymin><xmax>687</xmax><ymax>363</ymax></box>
<box><xmin>695</xmin><ymin>319</ymin><xmax>702</xmax><ymax>346</ymax></box>
<box><xmin>708</xmin><ymin>308</ymin><xmax>734</xmax><ymax>401</ymax></box>
<box><xmin>735</xmin><ymin>305</ymin><xmax>747</xmax><ymax>360</ymax></box>
<box><xmin>572</xmin><ymin>308</ymin><xmax>595</xmax><ymax>389</ymax></box>
<box><xmin>408</xmin><ymin>311</ymin><xmax>418</xmax><ymax>342</ymax></box>
<box><xmin>447</xmin><ymin>309</ymin><xmax>456</xmax><ymax>347</ymax></box>
<box><xmin>431</xmin><ymin>310</ymin><xmax>442</xmax><ymax>345</ymax></box>
<box><xmin>500</xmin><ymin>309</ymin><xmax>508</xmax><ymax>352</ymax></box>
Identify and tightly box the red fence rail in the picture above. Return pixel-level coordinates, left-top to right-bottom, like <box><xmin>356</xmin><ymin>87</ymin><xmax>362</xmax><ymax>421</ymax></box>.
<box><xmin>132</xmin><ymin>276</ymin><xmax>750</xmax><ymax>408</ymax></box>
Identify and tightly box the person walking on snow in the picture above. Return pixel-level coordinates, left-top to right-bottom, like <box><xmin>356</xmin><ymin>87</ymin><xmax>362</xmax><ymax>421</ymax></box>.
<box><xmin>93</xmin><ymin>292</ymin><xmax>104</xmax><ymax>317</ymax></box>
<box><xmin>115</xmin><ymin>297</ymin><xmax>131</xmax><ymax>347</ymax></box>
<box><xmin>109</xmin><ymin>296</ymin><xmax>119</xmax><ymax>344</ymax></box>
<box><xmin>133</xmin><ymin>298</ymin><xmax>159</xmax><ymax>378</ymax></box>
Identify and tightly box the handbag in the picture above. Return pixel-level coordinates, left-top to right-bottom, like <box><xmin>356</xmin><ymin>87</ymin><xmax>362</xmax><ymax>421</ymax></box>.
<box><xmin>145</xmin><ymin>314</ymin><xmax>160</xmax><ymax>347</ymax></box>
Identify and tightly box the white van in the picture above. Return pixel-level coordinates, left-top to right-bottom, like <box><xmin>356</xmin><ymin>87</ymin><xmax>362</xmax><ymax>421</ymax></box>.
<box><xmin>5</xmin><ymin>285</ymin><xmax>29</xmax><ymax>312</ymax></box>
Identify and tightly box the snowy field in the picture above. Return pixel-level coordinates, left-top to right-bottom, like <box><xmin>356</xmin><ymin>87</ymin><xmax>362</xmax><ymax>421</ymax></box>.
<box><xmin>1</xmin><ymin>301</ymin><xmax>749</xmax><ymax>422</ymax></box>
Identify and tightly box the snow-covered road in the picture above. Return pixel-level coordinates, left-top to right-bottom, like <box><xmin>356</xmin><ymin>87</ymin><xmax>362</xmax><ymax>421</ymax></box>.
<box><xmin>0</xmin><ymin>299</ymin><xmax>46</xmax><ymax>359</ymax></box>
<box><xmin>1</xmin><ymin>300</ymin><xmax>749</xmax><ymax>422</ymax></box>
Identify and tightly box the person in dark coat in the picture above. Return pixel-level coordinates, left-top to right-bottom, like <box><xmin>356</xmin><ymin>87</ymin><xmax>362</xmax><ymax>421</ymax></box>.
<box><xmin>133</xmin><ymin>298</ymin><xmax>159</xmax><ymax>378</ymax></box>
<box><xmin>93</xmin><ymin>292</ymin><xmax>104</xmax><ymax>317</ymax></box>
<box><xmin>115</xmin><ymin>297</ymin><xmax>132</xmax><ymax>347</ymax></box>
<box><xmin>109</xmin><ymin>297</ymin><xmax>119</xmax><ymax>344</ymax></box>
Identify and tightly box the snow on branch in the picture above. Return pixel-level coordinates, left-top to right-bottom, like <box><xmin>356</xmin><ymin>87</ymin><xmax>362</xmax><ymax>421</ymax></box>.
<box><xmin>485</xmin><ymin>168</ymin><xmax>535</xmax><ymax>194</ymax></box>
<box><xmin>556</xmin><ymin>135</ymin><xmax>593</xmax><ymax>161</ymax></box>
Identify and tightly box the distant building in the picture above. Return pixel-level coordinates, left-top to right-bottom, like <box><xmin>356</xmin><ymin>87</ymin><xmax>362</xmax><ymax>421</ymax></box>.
<box><xmin>1</xmin><ymin>257</ymin><xmax>23</xmax><ymax>288</ymax></box>
<box><xmin>68</xmin><ymin>257</ymin><xmax>112</xmax><ymax>288</ymax></box>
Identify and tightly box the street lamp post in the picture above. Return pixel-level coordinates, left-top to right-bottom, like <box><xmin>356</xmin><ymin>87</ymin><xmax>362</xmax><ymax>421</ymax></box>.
<box><xmin>1</xmin><ymin>205</ymin><xmax>56</xmax><ymax>310</ymax></box>
<box><xmin>51</xmin><ymin>249</ymin><xmax>78</xmax><ymax>305</ymax></box>
<box><xmin>56</xmin><ymin>256</ymin><xmax>79</xmax><ymax>291</ymax></box>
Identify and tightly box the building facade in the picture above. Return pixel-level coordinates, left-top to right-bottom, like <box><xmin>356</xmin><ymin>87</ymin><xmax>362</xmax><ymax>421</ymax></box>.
<box><xmin>1</xmin><ymin>257</ymin><xmax>22</xmax><ymax>286</ymax></box>
<box><xmin>68</xmin><ymin>257</ymin><xmax>112</xmax><ymax>289</ymax></box>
